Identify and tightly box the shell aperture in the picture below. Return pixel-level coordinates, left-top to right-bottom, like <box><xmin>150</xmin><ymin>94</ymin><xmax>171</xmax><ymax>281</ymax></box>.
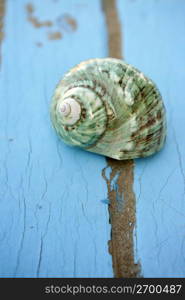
<box><xmin>50</xmin><ymin>58</ymin><xmax>166</xmax><ymax>160</ymax></box>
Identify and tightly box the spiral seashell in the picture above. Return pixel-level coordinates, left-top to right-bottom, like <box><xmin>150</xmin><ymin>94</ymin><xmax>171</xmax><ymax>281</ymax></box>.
<box><xmin>50</xmin><ymin>58</ymin><xmax>166</xmax><ymax>160</ymax></box>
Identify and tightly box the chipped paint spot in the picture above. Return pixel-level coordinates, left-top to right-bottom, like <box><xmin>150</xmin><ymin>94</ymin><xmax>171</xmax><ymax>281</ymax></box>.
<box><xmin>26</xmin><ymin>3</ymin><xmax>34</xmax><ymax>14</ymax></box>
<box><xmin>26</xmin><ymin>3</ymin><xmax>53</xmax><ymax>28</ymax></box>
<box><xmin>102</xmin><ymin>0</ymin><xmax>141</xmax><ymax>278</ymax></box>
<box><xmin>0</xmin><ymin>0</ymin><xmax>5</xmax><ymax>67</ymax></box>
<box><xmin>28</xmin><ymin>16</ymin><xmax>52</xmax><ymax>28</ymax></box>
<box><xmin>26</xmin><ymin>4</ymin><xmax>76</xmax><ymax>42</ymax></box>
<box><xmin>48</xmin><ymin>31</ymin><xmax>62</xmax><ymax>40</ymax></box>
<box><xmin>57</xmin><ymin>14</ymin><xmax>77</xmax><ymax>32</ymax></box>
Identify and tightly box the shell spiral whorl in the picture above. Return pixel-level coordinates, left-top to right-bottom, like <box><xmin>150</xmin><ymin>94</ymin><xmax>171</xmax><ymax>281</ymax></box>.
<box><xmin>51</xmin><ymin>58</ymin><xmax>166</xmax><ymax>160</ymax></box>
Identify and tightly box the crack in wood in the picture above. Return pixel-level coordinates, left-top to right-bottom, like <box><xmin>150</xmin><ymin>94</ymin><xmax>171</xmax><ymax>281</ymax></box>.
<box><xmin>101</xmin><ymin>0</ymin><xmax>141</xmax><ymax>278</ymax></box>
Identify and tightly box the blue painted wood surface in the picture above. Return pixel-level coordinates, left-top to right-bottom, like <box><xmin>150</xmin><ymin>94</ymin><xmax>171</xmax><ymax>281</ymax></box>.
<box><xmin>0</xmin><ymin>0</ymin><xmax>185</xmax><ymax>278</ymax></box>
<box><xmin>0</xmin><ymin>0</ymin><xmax>112</xmax><ymax>278</ymax></box>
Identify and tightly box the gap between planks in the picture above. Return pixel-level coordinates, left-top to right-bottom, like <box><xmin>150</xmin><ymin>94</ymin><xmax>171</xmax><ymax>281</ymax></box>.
<box><xmin>101</xmin><ymin>0</ymin><xmax>141</xmax><ymax>278</ymax></box>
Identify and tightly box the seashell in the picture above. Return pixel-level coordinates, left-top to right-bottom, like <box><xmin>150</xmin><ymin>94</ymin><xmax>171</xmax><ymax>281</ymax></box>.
<box><xmin>50</xmin><ymin>58</ymin><xmax>166</xmax><ymax>160</ymax></box>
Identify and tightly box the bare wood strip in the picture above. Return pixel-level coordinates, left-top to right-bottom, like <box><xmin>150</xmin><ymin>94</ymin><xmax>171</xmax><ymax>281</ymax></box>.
<box><xmin>101</xmin><ymin>0</ymin><xmax>122</xmax><ymax>59</ymax></box>
<box><xmin>101</xmin><ymin>0</ymin><xmax>141</xmax><ymax>278</ymax></box>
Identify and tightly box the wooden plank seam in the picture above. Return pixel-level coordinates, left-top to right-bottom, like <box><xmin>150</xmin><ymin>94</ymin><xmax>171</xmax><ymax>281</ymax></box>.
<box><xmin>101</xmin><ymin>0</ymin><xmax>141</xmax><ymax>278</ymax></box>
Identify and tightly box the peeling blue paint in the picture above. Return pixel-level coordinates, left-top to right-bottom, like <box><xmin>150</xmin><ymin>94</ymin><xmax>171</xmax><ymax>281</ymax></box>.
<box><xmin>0</xmin><ymin>0</ymin><xmax>113</xmax><ymax>278</ymax></box>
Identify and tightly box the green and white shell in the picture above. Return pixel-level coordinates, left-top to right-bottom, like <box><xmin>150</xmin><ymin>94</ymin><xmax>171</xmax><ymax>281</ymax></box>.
<box><xmin>50</xmin><ymin>58</ymin><xmax>166</xmax><ymax>160</ymax></box>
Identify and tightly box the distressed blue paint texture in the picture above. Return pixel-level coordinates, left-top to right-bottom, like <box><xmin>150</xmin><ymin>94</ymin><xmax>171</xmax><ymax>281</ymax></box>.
<box><xmin>118</xmin><ymin>0</ymin><xmax>185</xmax><ymax>277</ymax></box>
<box><xmin>0</xmin><ymin>0</ymin><xmax>113</xmax><ymax>277</ymax></box>
<box><xmin>1</xmin><ymin>0</ymin><xmax>184</xmax><ymax>279</ymax></box>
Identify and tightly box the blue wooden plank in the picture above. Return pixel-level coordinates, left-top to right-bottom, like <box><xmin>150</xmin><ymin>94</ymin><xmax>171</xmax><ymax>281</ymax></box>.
<box><xmin>2</xmin><ymin>0</ymin><xmax>184</xmax><ymax>279</ymax></box>
<box><xmin>118</xmin><ymin>0</ymin><xmax>185</xmax><ymax>277</ymax></box>
<box><xmin>0</xmin><ymin>0</ymin><xmax>113</xmax><ymax>277</ymax></box>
